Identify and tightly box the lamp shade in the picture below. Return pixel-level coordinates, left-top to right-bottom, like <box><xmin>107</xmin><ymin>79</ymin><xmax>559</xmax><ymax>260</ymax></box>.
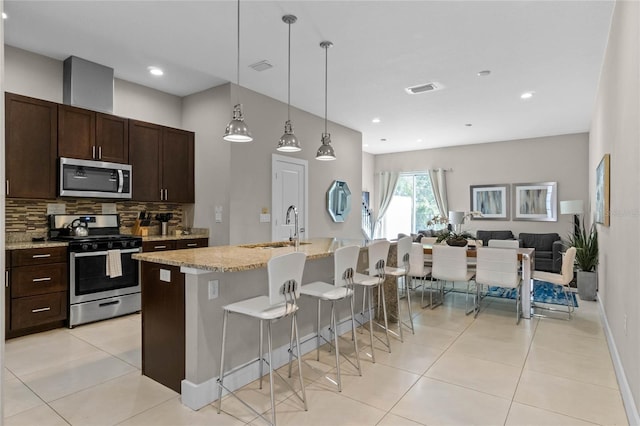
<box><xmin>448</xmin><ymin>211</ymin><xmax>465</xmax><ymax>225</ymax></box>
<box><xmin>560</xmin><ymin>200</ymin><xmax>584</xmax><ymax>215</ymax></box>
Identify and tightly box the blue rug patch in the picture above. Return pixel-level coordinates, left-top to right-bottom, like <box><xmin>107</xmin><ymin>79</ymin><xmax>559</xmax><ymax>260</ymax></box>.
<box><xmin>485</xmin><ymin>280</ymin><xmax>578</xmax><ymax>307</ymax></box>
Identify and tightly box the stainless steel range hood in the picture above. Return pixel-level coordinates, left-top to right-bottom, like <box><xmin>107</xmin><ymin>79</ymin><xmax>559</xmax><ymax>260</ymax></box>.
<box><xmin>63</xmin><ymin>56</ymin><xmax>114</xmax><ymax>114</ymax></box>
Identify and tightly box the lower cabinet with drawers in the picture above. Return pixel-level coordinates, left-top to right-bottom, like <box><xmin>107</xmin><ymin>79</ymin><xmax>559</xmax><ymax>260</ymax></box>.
<box><xmin>6</xmin><ymin>246</ymin><xmax>68</xmax><ymax>338</ymax></box>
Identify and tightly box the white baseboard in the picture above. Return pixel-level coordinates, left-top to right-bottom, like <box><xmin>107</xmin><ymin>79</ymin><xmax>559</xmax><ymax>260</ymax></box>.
<box><xmin>181</xmin><ymin>310</ymin><xmax>368</xmax><ymax>410</ymax></box>
<box><xmin>598</xmin><ymin>296</ymin><xmax>640</xmax><ymax>426</ymax></box>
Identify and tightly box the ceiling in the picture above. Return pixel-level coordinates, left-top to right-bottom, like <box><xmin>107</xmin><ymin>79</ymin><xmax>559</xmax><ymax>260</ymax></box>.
<box><xmin>3</xmin><ymin>1</ymin><xmax>614</xmax><ymax>155</ymax></box>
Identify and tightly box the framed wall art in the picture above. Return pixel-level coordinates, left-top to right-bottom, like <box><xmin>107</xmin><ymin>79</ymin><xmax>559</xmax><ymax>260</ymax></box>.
<box><xmin>595</xmin><ymin>153</ymin><xmax>610</xmax><ymax>226</ymax></box>
<box><xmin>513</xmin><ymin>182</ymin><xmax>557</xmax><ymax>221</ymax></box>
<box><xmin>469</xmin><ymin>184</ymin><xmax>510</xmax><ymax>220</ymax></box>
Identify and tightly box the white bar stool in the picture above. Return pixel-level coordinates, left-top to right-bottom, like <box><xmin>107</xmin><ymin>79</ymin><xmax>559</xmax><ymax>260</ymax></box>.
<box><xmin>217</xmin><ymin>251</ymin><xmax>308</xmax><ymax>425</ymax></box>
<box><xmin>353</xmin><ymin>239</ymin><xmax>391</xmax><ymax>363</ymax></box>
<box><xmin>299</xmin><ymin>245</ymin><xmax>362</xmax><ymax>391</ymax></box>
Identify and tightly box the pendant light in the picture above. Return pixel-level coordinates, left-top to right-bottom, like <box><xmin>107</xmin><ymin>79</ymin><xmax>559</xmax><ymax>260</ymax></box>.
<box><xmin>316</xmin><ymin>41</ymin><xmax>336</xmax><ymax>161</ymax></box>
<box><xmin>223</xmin><ymin>0</ymin><xmax>252</xmax><ymax>142</ymax></box>
<box><xmin>276</xmin><ymin>15</ymin><xmax>301</xmax><ymax>152</ymax></box>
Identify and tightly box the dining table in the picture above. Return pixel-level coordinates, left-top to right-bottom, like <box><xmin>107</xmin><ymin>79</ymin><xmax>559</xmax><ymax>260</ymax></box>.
<box><xmin>423</xmin><ymin>244</ymin><xmax>535</xmax><ymax>319</ymax></box>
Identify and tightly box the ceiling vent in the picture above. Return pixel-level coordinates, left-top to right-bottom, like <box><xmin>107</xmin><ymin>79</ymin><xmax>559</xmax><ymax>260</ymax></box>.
<box><xmin>249</xmin><ymin>60</ymin><xmax>273</xmax><ymax>72</ymax></box>
<box><xmin>404</xmin><ymin>82</ymin><xmax>443</xmax><ymax>95</ymax></box>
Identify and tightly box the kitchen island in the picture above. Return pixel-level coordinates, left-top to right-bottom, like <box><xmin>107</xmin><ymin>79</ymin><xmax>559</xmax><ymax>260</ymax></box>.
<box><xmin>133</xmin><ymin>237</ymin><xmax>368</xmax><ymax>410</ymax></box>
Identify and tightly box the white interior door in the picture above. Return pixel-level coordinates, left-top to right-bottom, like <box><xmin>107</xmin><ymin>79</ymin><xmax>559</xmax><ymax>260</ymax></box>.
<box><xmin>272</xmin><ymin>154</ymin><xmax>308</xmax><ymax>241</ymax></box>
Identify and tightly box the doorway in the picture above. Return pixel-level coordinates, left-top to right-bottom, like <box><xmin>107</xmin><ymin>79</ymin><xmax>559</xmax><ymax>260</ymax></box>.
<box><xmin>271</xmin><ymin>154</ymin><xmax>308</xmax><ymax>241</ymax></box>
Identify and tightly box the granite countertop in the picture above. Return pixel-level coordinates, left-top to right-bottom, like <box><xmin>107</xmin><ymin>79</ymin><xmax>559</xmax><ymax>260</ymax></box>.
<box><xmin>6</xmin><ymin>241</ymin><xmax>69</xmax><ymax>250</ymax></box>
<box><xmin>132</xmin><ymin>237</ymin><xmax>369</xmax><ymax>273</ymax></box>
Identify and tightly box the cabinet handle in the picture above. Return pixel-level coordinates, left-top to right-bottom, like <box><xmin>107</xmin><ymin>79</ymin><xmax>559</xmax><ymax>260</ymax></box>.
<box><xmin>160</xmin><ymin>189</ymin><xmax>164</xmax><ymax>200</ymax></box>
<box><xmin>32</xmin><ymin>307</ymin><xmax>51</xmax><ymax>313</ymax></box>
<box><xmin>5</xmin><ymin>180</ymin><xmax>8</xmax><ymax>196</ymax></box>
<box><xmin>92</xmin><ymin>145</ymin><xmax>96</xmax><ymax>159</ymax></box>
<box><xmin>32</xmin><ymin>254</ymin><xmax>52</xmax><ymax>259</ymax></box>
<box><xmin>98</xmin><ymin>146</ymin><xmax>102</xmax><ymax>160</ymax></box>
<box><xmin>32</xmin><ymin>277</ymin><xmax>52</xmax><ymax>282</ymax></box>
<box><xmin>186</xmin><ymin>243</ymin><xmax>198</xmax><ymax>247</ymax></box>
<box><xmin>154</xmin><ymin>245</ymin><xmax>167</xmax><ymax>249</ymax></box>
<box><xmin>5</xmin><ymin>271</ymin><xmax>8</xmax><ymax>288</ymax></box>
<box><xmin>164</xmin><ymin>189</ymin><xmax>168</xmax><ymax>200</ymax></box>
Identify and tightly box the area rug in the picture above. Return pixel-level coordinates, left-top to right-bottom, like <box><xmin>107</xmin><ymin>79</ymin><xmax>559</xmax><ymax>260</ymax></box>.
<box><xmin>485</xmin><ymin>280</ymin><xmax>578</xmax><ymax>307</ymax></box>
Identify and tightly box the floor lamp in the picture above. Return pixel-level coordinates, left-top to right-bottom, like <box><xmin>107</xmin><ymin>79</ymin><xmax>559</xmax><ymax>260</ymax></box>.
<box><xmin>560</xmin><ymin>200</ymin><xmax>584</xmax><ymax>239</ymax></box>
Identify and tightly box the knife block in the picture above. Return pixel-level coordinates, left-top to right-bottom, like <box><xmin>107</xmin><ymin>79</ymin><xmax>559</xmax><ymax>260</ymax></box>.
<box><xmin>132</xmin><ymin>220</ymin><xmax>149</xmax><ymax>236</ymax></box>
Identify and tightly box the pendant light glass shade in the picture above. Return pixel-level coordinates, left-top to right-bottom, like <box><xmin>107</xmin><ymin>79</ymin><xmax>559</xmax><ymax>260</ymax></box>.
<box><xmin>224</xmin><ymin>0</ymin><xmax>253</xmax><ymax>143</ymax></box>
<box><xmin>224</xmin><ymin>104</ymin><xmax>252</xmax><ymax>142</ymax></box>
<box><xmin>277</xmin><ymin>14</ymin><xmax>301</xmax><ymax>152</ymax></box>
<box><xmin>316</xmin><ymin>133</ymin><xmax>336</xmax><ymax>160</ymax></box>
<box><xmin>316</xmin><ymin>41</ymin><xmax>336</xmax><ymax>161</ymax></box>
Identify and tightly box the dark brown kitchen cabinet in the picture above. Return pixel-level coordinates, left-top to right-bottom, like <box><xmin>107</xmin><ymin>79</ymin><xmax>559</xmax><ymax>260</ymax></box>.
<box><xmin>141</xmin><ymin>262</ymin><xmax>184</xmax><ymax>393</ymax></box>
<box><xmin>175</xmin><ymin>238</ymin><xmax>209</xmax><ymax>250</ymax></box>
<box><xmin>6</xmin><ymin>246</ymin><xmax>68</xmax><ymax>339</ymax></box>
<box><xmin>142</xmin><ymin>240</ymin><xmax>177</xmax><ymax>252</ymax></box>
<box><xmin>129</xmin><ymin>120</ymin><xmax>194</xmax><ymax>203</ymax></box>
<box><xmin>58</xmin><ymin>105</ymin><xmax>129</xmax><ymax>163</ymax></box>
<box><xmin>5</xmin><ymin>93</ymin><xmax>58</xmax><ymax>199</ymax></box>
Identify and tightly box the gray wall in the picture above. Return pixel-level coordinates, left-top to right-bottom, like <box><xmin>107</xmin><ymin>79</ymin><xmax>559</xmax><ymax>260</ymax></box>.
<box><xmin>373</xmin><ymin>133</ymin><xmax>589</xmax><ymax>238</ymax></box>
<box><xmin>590</xmin><ymin>0</ymin><xmax>640</xmax><ymax>421</ymax></box>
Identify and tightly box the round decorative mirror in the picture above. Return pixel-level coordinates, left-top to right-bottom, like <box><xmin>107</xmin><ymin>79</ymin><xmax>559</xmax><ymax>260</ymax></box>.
<box><xmin>326</xmin><ymin>180</ymin><xmax>352</xmax><ymax>222</ymax></box>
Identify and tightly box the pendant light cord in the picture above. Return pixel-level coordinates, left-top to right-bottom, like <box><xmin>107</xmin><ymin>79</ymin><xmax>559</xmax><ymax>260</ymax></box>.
<box><xmin>324</xmin><ymin>44</ymin><xmax>328</xmax><ymax>135</ymax></box>
<box><xmin>236</xmin><ymin>0</ymin><xmax>241</xmax><ymax>104</ymax></box>
<box><xmin>287</xmin><ymin>20</ymin><xmax>291</xmax><ymax>121</ymax></box>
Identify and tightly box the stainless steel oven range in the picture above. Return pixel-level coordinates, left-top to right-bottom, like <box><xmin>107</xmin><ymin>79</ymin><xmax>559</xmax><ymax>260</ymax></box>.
<box><xmin>48</xmin><ymin>214</ymin><xmax>142</xmax><ymax>327</ymax></box>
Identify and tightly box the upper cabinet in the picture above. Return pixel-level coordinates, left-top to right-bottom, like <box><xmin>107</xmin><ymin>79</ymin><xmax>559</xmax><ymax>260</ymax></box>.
<box><xmin>129</xmin><ymin>120</ymin><xmax>194</xmax><ymax>203</ymax></box>
<box><xmin>5</xmin><ymin>93</ymin><xmax>58</xmax><ymax>199</ymax></box>
<box><xmin>58</xmin><ymin>105</ymin><xmax>129</xmax><ymax>164</ymax></box>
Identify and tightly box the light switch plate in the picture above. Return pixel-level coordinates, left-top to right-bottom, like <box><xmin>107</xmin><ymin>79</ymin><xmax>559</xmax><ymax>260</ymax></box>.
<box><xmin>208</xmin><ymin>280</ymin><xmax>219</xmax><ymax>299</ymax></box>
<box><xmin>260</xmin><ymin>214</ymin><xmax>271</xmax><ymax>223</ymax></box>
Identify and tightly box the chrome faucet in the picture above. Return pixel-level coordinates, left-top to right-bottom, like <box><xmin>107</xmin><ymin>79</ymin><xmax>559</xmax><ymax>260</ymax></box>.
<box><xmin>286</xmin><ymin>205</ymin><xmax>299</xmax><ymax>249</ymax></box>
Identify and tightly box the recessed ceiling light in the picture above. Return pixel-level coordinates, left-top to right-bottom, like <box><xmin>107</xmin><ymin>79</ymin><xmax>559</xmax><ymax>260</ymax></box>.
<box><xmin>380</xmin><ymin>138</ymin><xmax>387</xmax><ymax>142</ymax></box>
<box><xmin>417</xmin><ymin>138</ymin><xmax>423</xmax><ymax>142</ymax></box>
<box><xmin>521</xmin><ymin>91</ymin><xmax>535</xmax><ymax>100</ymax></box>
<box><xmin>477</xmin><ymin>70</ymin><xmax>491</xmax><ymax>77</ymax></box>
<box><xmin>148</xmin><ymin>66</ymin><xmax>164</xmax><ymax>76</ymax></box>
<box><xmin>372</xmin><ymin>118</ymin><xmax>381</xmax><ymax>123</ymax></box>
<box><xmin>465</xmin><ymin>123</ymin><xmax>473</xmax><ymax>127</ymax></box>
<box><xmin>2</xmin><ymin>12</ymin><xmax>7</xmax><ymax>19</ymax></box>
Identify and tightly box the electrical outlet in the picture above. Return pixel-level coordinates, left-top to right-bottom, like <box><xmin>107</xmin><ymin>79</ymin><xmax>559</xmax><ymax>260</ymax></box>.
<box><xmin>208</xmin><ymin>280</ymin><xmax>219</xmax><ymax>300</ymax></box>
<box><xmin>624</xmin><ymin>314</ymin><xmax>628</xmax><ymax>336</ymax></box>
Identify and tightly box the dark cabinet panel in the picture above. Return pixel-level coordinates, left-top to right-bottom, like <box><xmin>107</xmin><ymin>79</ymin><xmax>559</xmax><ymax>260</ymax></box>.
<box><xmin>12</xmin><ymin>246</ymin><xmax>67</xmax><ymax>267</ymax></box>
<box><xmin>142</xmin><ymin>240</ymin><xmax>177</xmax><ymax>252</ymax></box>
<box><xmin>141</xmin><ymin>262</ymin><xmax>184</xmax><ymax>393</ymax></box>
<box><xmin>11</xmin><ymin>263</ymin><xmax>67</xmax><ymax>298</ymax></box>
<box><xmin>129</xmin><ymin>120</ymin><xmax>162</xmax><ymax>201</ymax></box>
<box><xmin>58</xmin><ymin>104</ymin><xmax>96</xmax><ymax>160</ymax></box>
<box><xmin>12</xmin><ymin>292</ymin><xmax>67</xmax><ymax>330</ymax></box>
<box><xmin>5</xmin><ymin>93</ymin><xmax>57</xmax><ymax>199</ymax></box>
<box><xmin>96</xmin><ymin>113</ymin><xmax>129</xmax><ymax>163</ymax></box>
<box><xmin>162</xmin><ymin>128</ymin><xmax>194</xmax><ymax>203</ymax></box>
<box><xmin>175</xmin><ymin>238</ymin><xmax>208</xmax><ymax>250</ymax></box>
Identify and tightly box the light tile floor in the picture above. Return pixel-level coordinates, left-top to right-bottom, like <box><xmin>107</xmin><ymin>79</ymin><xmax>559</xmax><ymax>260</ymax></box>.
<box><xmin>3</xmin><ymin>291</ymin><xmax>629</xmax><ymax>425</ymax></box>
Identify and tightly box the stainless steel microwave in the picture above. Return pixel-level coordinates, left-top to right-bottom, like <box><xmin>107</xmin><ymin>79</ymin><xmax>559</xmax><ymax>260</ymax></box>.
<box><xmin>59</xmin><ymin>157</ymin><xmax>132</xmax><ymax>199</ymax></box>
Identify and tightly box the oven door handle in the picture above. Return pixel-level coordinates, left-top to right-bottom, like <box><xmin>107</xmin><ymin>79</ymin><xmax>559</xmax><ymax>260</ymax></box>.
<box><xmin>71</xmin><ymin>248</ymin><xmax>141</xmax><ymax>258</ymax></box>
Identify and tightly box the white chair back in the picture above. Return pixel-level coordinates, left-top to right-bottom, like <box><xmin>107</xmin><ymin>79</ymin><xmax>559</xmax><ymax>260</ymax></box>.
<box><xmin>488</xmin><ymin>239</ymin><xmax>520</xmax><ymax>249</ymax></box>
<box><xmin>475</xmin><ymin>247</ymin><xmax>519</xmax><ymax>289</ymax></box>
<box><xmin>267</xmin><ymin>251</ymin><xmax>306</xmax><ymax>305</ymax></box>
<box><xmin>561</xmin><ymin>247</ymin><xmax>577</xmax><ymax>284</ymax></box>
<box><xmin>432</xmin><ymin>245</ymin><xmax>469</xmax><ymax>281</ymax></box>
<box><xmin>410</xmin><ymin>242</ymin><xmax>430</xmax><ymax>277</ymax></box>
<box><xmin>333</xmin><ymin>245</ymin><xmax>360</xmax><ymax>287</ymax></box>
<box><xmin>368</xmin><ymin>239</ymin><xmax>391</xmax><ymax>277</ymax></box>
<box><xmin>397</xmin><ymin>236</ymin><xmax>412</xmax><ymax>270</ymax></box>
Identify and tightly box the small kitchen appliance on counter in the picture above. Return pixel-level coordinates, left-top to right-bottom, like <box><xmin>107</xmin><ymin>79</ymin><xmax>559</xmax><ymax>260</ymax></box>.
<box><xmin>48</xmin><ymin>214</ymin><xmax>142</xmax><ymax>327</ymax></box>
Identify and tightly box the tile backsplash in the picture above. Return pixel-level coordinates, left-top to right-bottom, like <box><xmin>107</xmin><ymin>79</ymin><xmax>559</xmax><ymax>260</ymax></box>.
<box><xmin>6</xmin><ymin>198</ymin><xmax>186</xmax><ymax>238</ymax></box>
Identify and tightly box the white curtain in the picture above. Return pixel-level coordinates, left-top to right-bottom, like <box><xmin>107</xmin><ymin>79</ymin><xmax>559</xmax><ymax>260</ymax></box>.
<box><xmin>373</xmin><ymin>171</ymin><xmax>399</xmax><ymax>238</ymax></box>
<box><xmin>429</xmin><ymin>168</ymin><xmax>449</xmax><ymax>218</ymax></box>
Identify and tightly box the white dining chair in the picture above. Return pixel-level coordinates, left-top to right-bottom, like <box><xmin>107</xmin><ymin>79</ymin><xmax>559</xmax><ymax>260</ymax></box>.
<box><xmin>532</xmin><ymin>247</ymin><xmax>577</xmax><ymax>319</ymax></box>
<box><xmin>488</xmin><ymin>239</ymin><xmax>520</xmax><ymax>249</ymax></box>
<box><xmin>474</xmin><ymin>247</ymin><xmax>522</xmax><ymax>323</ymax></box>
<box><xmin>430</xmin><ymin>245</ymin><xmax>475</xmax><ymax>311</ymax></box>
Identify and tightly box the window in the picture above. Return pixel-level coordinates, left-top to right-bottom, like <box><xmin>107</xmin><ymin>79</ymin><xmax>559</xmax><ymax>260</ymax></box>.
<box><xmin>382</xmin><ymin>173</ymin><xmax>442</xmax><ymax>239</ymax></box>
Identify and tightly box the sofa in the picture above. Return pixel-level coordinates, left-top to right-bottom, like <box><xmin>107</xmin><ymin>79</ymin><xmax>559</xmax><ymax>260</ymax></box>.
<box><xmin>519</xmin><ymin>232</ymin><xmax>563</xmax><ymax>273</ymax></box>
<box><xmin>476</xmin><ymin>230</ymin><xmax>520</xmax><ymax>247</ymax></box>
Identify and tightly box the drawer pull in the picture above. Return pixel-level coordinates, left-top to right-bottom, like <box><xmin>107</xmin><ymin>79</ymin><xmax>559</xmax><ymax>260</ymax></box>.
<box><xmin>32</xmin><ymin>254</ymin><xmax>52</xmax><ymax>259</ymax></box>
<box><xmin>187</xmin><ymin>243</ymin><xmax>198</xmax><ymax>247</ymax></box>
<box><xmin>32</xmin><ymin>277</ymin><xmax>52</xmax><ymax>282</ymax></box>
<box><xmin>32</xmin><ymin>307</ymin><xmax>51</xmax><ymax>313</ymax></box>
<box><xmin>154</xmin><ymin>245</ymin><xmax>167</xmax><ymax>249</ymax></box>
<box><xmin>99</xmin><ymin>300</ymin><xmax>120</xmax><ymax>307</ymax></box>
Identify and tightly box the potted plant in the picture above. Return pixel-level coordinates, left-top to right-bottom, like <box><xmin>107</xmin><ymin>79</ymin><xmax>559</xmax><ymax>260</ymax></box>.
<box><xmin>567</xmin><ymin>222</ymin><xmax>598</xmax><ymax>300</ymax></box>
<box><xmin>435</xmin><ymin>230</ymin><xmax>476</xmax><ymax>247</ymax></box>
